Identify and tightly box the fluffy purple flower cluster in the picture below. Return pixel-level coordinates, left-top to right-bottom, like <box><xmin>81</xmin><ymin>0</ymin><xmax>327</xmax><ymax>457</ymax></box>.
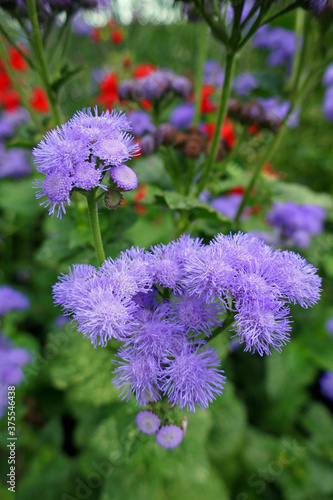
<box><xmin>322</xmin><ymin>64</ymin><xmax>333</xmax><ymax>122</ymax></box>
<box><xmin>265</xmin><ymin>201</ymin><xmax>326</xmax><ymax>248</ymax></box>
<box><xmin>136</xmin><ymin>410</ymin><xmax>184</xmax><ymax>449</ymax></box>
<box><xmin>53</xmin><ymin>232</ymin><xmax>321</xmax><ymax>416</ymax></box>
<box><xmin>254</xmin><ymin>25</ymin><xmax>296</xmax><ymax>71</ymax></box>
<box><xmin>233</xmin><ymin>73</ymin><xmax>258</xmax><ymax>98</ymax></box>
<box><xmin>32</xmin><ymin>107</ymin><xmax>139</xmax><ymax>217</ymax></box>
<box><xmin>118</xmin><ymin>70</ymin><xmax>192</xmax><ymax>102</ymax></box>
<box><xmin>0</xmin><ymin>335</ymin><xmax>32</xmax><ymax>418</ymax></box>
<box><xmin>0</xmin><ymin>285</ymin><xmax>30</xmax><ymax>316</ymax></box>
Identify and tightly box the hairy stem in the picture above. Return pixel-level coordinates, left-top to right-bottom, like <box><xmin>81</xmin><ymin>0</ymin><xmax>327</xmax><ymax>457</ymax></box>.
<box><xmin>86</xmin><ymin>191</ymin><xmax>106</xmax><ymax>266</ymax></box>
<box><xmin>196</xmin><ymin>49</ymin><xmax>236</xmax><ymax>195</ymax></box>
<box><xmin>193</xmin><ymin>23</ymin><xmax>208</xmax><ymax>126</ymax></box>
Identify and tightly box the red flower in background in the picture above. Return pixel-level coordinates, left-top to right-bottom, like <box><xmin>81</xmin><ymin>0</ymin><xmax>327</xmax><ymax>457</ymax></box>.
<box><xmin>201</xmin><ymin>118</ymin><xmax>236</xmax><ymax>150</ymax></box>
<box><xmin>111</xmin><ymin>30</ymin><xmax>123</xmax><ymax>45</ymax></box>
<box><xmin>0</xmin><ymin>70</ymin><xmax>11</xmax><ymax>94</ymax></box>
<box><xmin>97</xmin><ymin>73</ymin><xmax>119</xmax><ymax>109</ymax></box>
<box><xmin>133</xmin><ymin>64</ymin><xmax>156</xmax><ymax>79</ymax></box>
<box><xmin>91</xmin><ymin>28</ymin><xmax>101</xmax><ymax>42</ymax></box>
<box><xmin>8</xmin><ymin>46</ymin><xmax>28</xmax><ymax>72</ymax></box>
<box><xmin>30</xmin><ymin>87</ymin><xmax>49</xmax><ymax>113</ymax></box>
<box><xmin>0</xmin><ymin>89</ymin><xmax>20</xmax><ymax>111</ymax></box>
<box><xmin>134</xmin><ymin>184</ymin><xmax>147</xmax><ymax>215</ymax></box>
<box><xmin>200</xmin><ymin>85</ymin><xmax>216</xmax><ymax>113</ymax></box>
<box><xmin>229</xmin><ymin>186</ymin><xmax>245</xmax><ymax>195</ymax></box>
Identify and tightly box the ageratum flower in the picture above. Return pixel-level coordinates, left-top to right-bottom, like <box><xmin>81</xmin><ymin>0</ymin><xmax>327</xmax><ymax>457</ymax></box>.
<box><xmin>319</xmin><ymin>371</ymin><xmax>333</xmax><ymax>400</ymax></box>
<box><xmin>0</xmin><ymin>286</ymin><xmax>30</xmax><ymax>316</ymax></box>
<box><xmin>0</xmin><ymin>335</ymin><xmax>31</xmax><ymax>418</ymax></box>
<box><xmin>136</xmin><ymin>410</ymin><xmax>161</xmax><ymax>435</ymax></box>
<box><xmin>33</xmin><ymin>107</ymin><xmax>139</xmax><ymax>217</ymax></box>
<box><xmin>155</xmin><ymin>425</ymin><xmax>183</xmax><ymax>449</ymax></box>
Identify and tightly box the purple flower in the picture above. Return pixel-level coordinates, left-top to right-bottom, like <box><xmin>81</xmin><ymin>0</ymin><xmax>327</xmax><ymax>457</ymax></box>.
<box><xmin>169</xmin><ymin>103</ymin><xmax>194</xmax><ymax>129</ymax></box>
<box><xmin>0</xmin><ymin>286</ymin><xmax>30</xmax><ymax>316</ymax></box>
<box><xmin>325</xmin><ymin>317</ymin><xmax>333</xmax><ymax>336</ymax></box>
<box><xmin>233</xmin><ymin>73</ymin><xmax>258</xmax><ymax>97</ymax></box>
<box><xmin>169</xmin><ymin>294</ymin><xmax>223</xmax><ymax>336</ymax></box>
<box><xmin>319</xmin><ymin>371</ymin><xmax>333</xmax><ymax>400</ymax></box>
<box><xmin>266</xmin><ymin>202</ymin><xmax>326</xmax><ymax>247</ymax></box>
<box><xmin>0</xmin><ymin>145</ymin><xmax>31</xmax><ymax>179</ymax></box>
<box><xmin>257</xmin><ymin>97</ymin><xmax>300</xmax><ymax>128</ymax></box>
<box><xmin>0</xmin><ymin>108</ymin><xmax>29</xmax><ymax>140</ymax></box>
<box><xmin>136</xmin><ymin>410</ymin><xmax>161</xmax><ymax>434</ymax></box>
<box><xmin>113</xmin><ymin>348</ymin><xmax>162</xmax><ymax>405</ymax></box>
<box><xmin>160</xmin><ymin>345</ymin><xmax>226</xmax><ymax>411</ymax></box>
<box><xmin>140</xmin><ymin>134</ymin><xmax>156</xmax><ymax>156</ymax></box>
<box><xmin>203</xmin><ymin>60</ymin><xmax>224</xmax><ymax>88</ymax></box>
<box><xmin>155</xmin><ymin>425</ymin><xmax>183</xmax><ymax>449</ymax></box>
<box><xmin>127</xmin><ymin>111</ymin><xmax>156</xmax><ymax>137</ymax></box>
<box><xmin>33</xmin><ymin>107</ymin><xmax>139</xmax><ymax>217</ymax></box>
<box><xmin>254</xmin><ymin>25</ymin><xmax>296</xmax><ymax>71</ymax></box>
<box><xmin>0</xmin><ymin>335</ymin><xmax>31</xmax><ymax>418</ymax></box>
<box><xmin>110</xmin><ymin>164</ymin><xmax>138</xmax><ymax>191</ymax></box>
<box><xmin>211</xmin><ymin>194</ymin><xmax>244</xmax><ymax>221</ymax></box>
<box><xmin>322</xmin><ymin>64</ymin><xmax>333</xmax><ymax>87</ymax></box>
<box><xmin>323</xmin><ymin>87</ymin><xmax>333</xmax><ymax>122</ymax></box>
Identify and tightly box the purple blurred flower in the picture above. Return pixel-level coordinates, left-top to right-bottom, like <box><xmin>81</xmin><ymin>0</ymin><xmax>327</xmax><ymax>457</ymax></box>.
<box><xmin>266</xmin><ymin>202</ymin><xmax>326</xmax><ymax>247</ymax></box>
<box><xmin>140</xmin><ymin>134</ymin><xmax>156</xmax><ymax>156</ymax></box>
<box><xmin>0</xmin><ymin>286</ymin><xmax>30</xmax><ymax>316</ymax></box>
<box><xmin>211</xmin><ymin>194</ymin><xmax>244</xmax><ymax>221</ymax></box>
<box><xmin>0</xmin><ymin>145</ymin><xmax>31</xmax><ymax>179</ymax></box>
<box><xmin>323</xmin><ymin>87</ymin><xmax>333</xmax><ymax>121</ymax></box>
<box><xmin>309</xmin><ymin>0</ymin><xmax>327</xmax><ymax>13</ymax></box>
<box><xmin>169</xmin><ymin>103</ymin><xmax>194</xmax><ymax>129</ymax></box>
<box><xmin>0</xmin><ymin>335</ymin><xmax>31</xmax><ymax>418</ymax></box>
<box><xmin>0</xmin><ymin>108</ymin><xmax>29</xmax><ymax>140</ymax></box>
<box><xmin>319</xmin><ymin>371</ymin><xmax>333</xmax><ymax>400</ymax></box>
<box><xmin>254</xmin><ymin>25</ymin><xmax>296</xmax><ymax>71</ymax></box>
<box><xmin>322</xmin><ymin>64</ymin><xmax>333</xmax><ymax>87</ymax></box>
<box><xmin>233</xmin><ymin>73</ymin><xmax>258</xmax><ymax>97</ymax></box>
<box><xmin>325</xmin><ymin>317</ymin><xmax>333</xmax><ymax>336</ymax></box>
<box><xmin>127</xmin><ymin>111</ymin><xmax>156</xmax><ymax>137</ymax></box>
<box><xmin>203</xmin><ymin>60</ymin><xmax>224</xmax><ymax>88</ymax></box>
<box><xmin>119</xmin><ymin>70</ymin><xmax>191</xmax><ymax>101</ymax></box>
<box><xmin>155</xmin><ymin>425</ymin><xmax>183</xmax><ymax>449</ymax></box>
<box><xmin>257</xmin><ymin>97</ymin><xmax>300</xmax><ymax>128</ymax></box>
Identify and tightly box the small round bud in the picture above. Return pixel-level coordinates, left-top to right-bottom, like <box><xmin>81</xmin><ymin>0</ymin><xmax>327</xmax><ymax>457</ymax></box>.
<box><xmin>136</xmin><ymin>410</ymin><xmax>161</xmax><ymax>435</ymax></box>
<box><xmin>104</xmin><ymin>189</ymin><xmax>123</xmax><ymax>209</ymax></box>
<box><xmin>156</xmin><ymin>425</ymin><xmax>183</xmax><ymax>449</ymax></box>
<box><xmin>110</xmin><ymin>165</ymin><xmax>138</xmax><ymax>191</ymax></box>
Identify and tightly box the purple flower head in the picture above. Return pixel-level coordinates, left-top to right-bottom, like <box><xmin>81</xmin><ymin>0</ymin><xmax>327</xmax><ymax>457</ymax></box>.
<box><xmin>0</xmin><ymin>108</ymin><xmax>29</xmax><ymax>140</ymax></box>
<box><xmin>110</xmin><ymin>164</ymin><xmax>138</xmax><ymax>191</ymax></box>
<box><xmin>0</xmin><ymin>145</ymin><xmax>31</xmax><ymax>179</ymax></box>
<box><xmin>319</xmin><ymin>371</ymin><xmax>333</xmax><ymax>400</ymax></box>
<box><xmin>0</xmin><ymin>335</ymin><xmax>31</xmax><ymax>418</ymax></box>
<box><xmin>257</xmin><ymin>97</ymin><xmax>300</xmax><ymax>128</ymax></box>
<box><xmin>322</xmin><ymin>64</ymin><xmax>333</xmax><ymax>87</ymax></box>
<box><xmin>325</xmin><ymin>317</ymin><xmax>333</xmax><ymax>336</ymax></box>
<box><xmin>113</xmin><ymin>347</ymin><xmax>162</xmax><ymax>405</ymax></box>
<box><xmin>53</xmin><ymin>264</ymin><xmax>97</xmax><ymax>312</ymax></box>
<box><xmin>169</xmin><ymin>294</ymin><xmax>223</xmax><ymax>336</ymax></box>
<box><xmin>254</xmin><ymin>26</ymin><xmax>296</xmax><ymax>71</ymax></box>
<box><xmin>161</xmin><ymin>345</ymin><xmax>226</xmax><ymax>412</ymax></box>
<box><xmin>211</xmin><ymin>194</ymin><xmax>244</xmax><ymax>221</ymax></box>
<box><xmin>136</xmin><ymin>410</ymin><xmax>161</xmax><ymax>434</ymax></box>
<box><xmin>233</xmin><ymin>73</ymin><xmax>258</xmax><ymax>97</ymax></box>
<box><xmin>33</xmin><ymin>107</ymin><xmax>139</xmax><ymax>217</ymax></box>
<box><xmin>170</xmin><ymin>75</ymin><xmax>192</xmax><ymax>99</ymax></box>
<box><xmin>0</xmin><ymin>286</ymin><xmax>30</xmax><ymax>316</ymax></box>
<box><xmin>203</xmin><ymin>60</ymin><xmax>224</xmax><ymax>88</ymax></box>
<box><xmin>72</xmin><ymin>285</ymin><xmax>138</xmax><ymax>346</ymax></box>
<box><xmin>127</xmin><ymin>111</ymin><xmax>156</xmax><ymax>137</ymax></box>
<box><xmin>266</xmin><ymin>202</ymin><xmax>326</xmax><ymax>247</ymax></box>
<box><xmin>155</xmin><ymin>425</ymin><xmax>183</xmax><ymax>449</ymax></box>
<box><xmin>169</xmin><ymin>103</ymin><xmax>194</xmax><ymax>129</ymax></box>
<box><xmin>323</xmin><ymin>87</ymin><xmax>333</xmax><ymax>122</ymax></box>
<box><xmin>233</xmin><ymin>298</ymin><xmax>292</xmax><ymax>356</ymax></box>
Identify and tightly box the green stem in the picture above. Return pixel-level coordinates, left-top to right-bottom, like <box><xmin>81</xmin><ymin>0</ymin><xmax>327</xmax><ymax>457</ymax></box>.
<box><xmin>207</xmin><ymin>312</ymin><xmax>235</xmax><ymax>343</ymax></box>
<box><xmin>0</xmin><ymin>23</ymin><xmax>36</xmax><ymax>69</ymax></box>
<box><xmin>193</xmin><ymin>24</ymin><xmax>208</xmax><ymax>126</ymax></box>
<box><xmin>192</xmin><ymin>0</ymin><xmax>229</xmax><ymax>46</ymax></box>
<box><xmin>86</xmin><ymin>191</ymin><xmax>106</xmax><ymax>266</ymax></box>
<box><xmin>262</xmin><ymin>0</ymin><xmax>303</xmax><ymax>26</ymax></box>
<box><xmin>288</xmin><ymin>10</ymin><xmax>309</xmax><ymax>95</ymax></box>
<box><xmin>196</xmin><ymin>49</ymin><xmax>236</xmax><ymax>195</ymax></box>
<box><xmin>0</xmin><ymin>37</ymin><xmax>43</xmax><ymax>133</ymax></box>
<box><xmin>237</xmin><ymin>0</ymin><xmax>274</xmax><ymax>51</ymax></box>
<box><xmin>27</xmin><ymin>0</ymin><xmax>62</xmax><ymax>126</ymax></box>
